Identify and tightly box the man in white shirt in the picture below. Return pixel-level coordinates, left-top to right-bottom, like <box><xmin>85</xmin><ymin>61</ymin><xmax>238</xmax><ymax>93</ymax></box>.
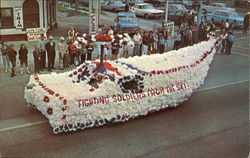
<box><xmin>132</xmin><ymin>30</ymin><xmax>142</xmax><ymax>56</ymax></box>
<box><xmin>74</xmin><ymin>38</ymin><xmax>82</xmax><ymax>65</ymax></box>
<box><xmin>38</xmin><ymin>34</ymin><xmax>46</xmax><ymax>70</ymax></box>
<box><xmin>224</xmin><ymin>20</ymin><xmax>229</xmax><ymax>32</ymax></box>
<box><xmin>58</xmin><ymin>37</ymin><xmax>68</xmax><ymax>70</ymax></box>
<box><xmin>173</xmin><ymin>31</ymin><xmax>181</xmax><ymax>50</ymax></box>
<box><xmin>107</xmin><ymin>27</ymin><xmax>114</xmax><ymax>36</ymax></box>
<box><xmin>220</xmin><ymin>31</ymin><xmax>228</xmax><ymax>54</ymax></box>
<box><xmin>45</xmin><ymin>36</ymin><xmax>56</xmax><ymax>71</ymax></box>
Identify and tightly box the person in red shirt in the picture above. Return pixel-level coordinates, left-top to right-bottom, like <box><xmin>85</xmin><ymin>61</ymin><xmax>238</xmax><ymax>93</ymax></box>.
<box><xmin>68</xmin><ymin>40</ymin><xmax>77</xmax><ymax>67</ymax></box>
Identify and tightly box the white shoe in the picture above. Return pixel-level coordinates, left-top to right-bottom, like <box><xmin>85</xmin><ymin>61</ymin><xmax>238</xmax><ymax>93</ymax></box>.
<box><xmin>26</xmin><ymin>68</ymin><xmax>30</xmax><ymax>74</ymax></box>
<box><xmin>5</xmin><ymin>69</ymin><xmax>7</xmax><ymax>72</ymax></box>
<box><xmin>8</xmin><ymin>69</ymin><xmax>11</xmax><ymax>72</ymax></box>
<box><xmin>21</xmin><ymin>68</ymin><xmax>23</xmax><ymax>75</ymax></box>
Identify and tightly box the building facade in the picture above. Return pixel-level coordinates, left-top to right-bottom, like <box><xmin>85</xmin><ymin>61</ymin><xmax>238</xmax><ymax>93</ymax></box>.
<box><xmin>0</xmin><ymin>0</ymin><xmax>57</xmax><ymax>41</ymax></box>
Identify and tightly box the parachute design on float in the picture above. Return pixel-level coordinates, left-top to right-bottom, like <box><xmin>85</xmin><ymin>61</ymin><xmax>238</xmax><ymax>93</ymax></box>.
<box><xmin>24</xmin><ymin>36</ymin><xmax>221</xmax><ymax>134</ymax></box>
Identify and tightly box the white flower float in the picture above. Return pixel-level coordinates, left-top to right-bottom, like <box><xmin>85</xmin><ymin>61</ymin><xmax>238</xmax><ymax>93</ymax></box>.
<box><xmin>24</xmin><ymin>35</ymin><xmax>221</xmax><ymax>134</ymax></box>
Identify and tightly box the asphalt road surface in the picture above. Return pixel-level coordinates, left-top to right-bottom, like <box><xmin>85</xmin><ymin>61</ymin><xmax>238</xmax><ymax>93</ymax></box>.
<box><xmin>0</xmin><ymin>34</ymin><xmax>249</xmax><ymax>158</ymax></box>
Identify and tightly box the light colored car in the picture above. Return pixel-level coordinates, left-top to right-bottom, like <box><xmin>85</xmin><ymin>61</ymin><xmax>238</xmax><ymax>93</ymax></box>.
<box><xmin>207</xmin><ymin>10</ymin><xmax>244</xmax><ymax>29</ymax></box>
<box><xmin>101</xmin><ymin>1</ymin><xmax>126</xmax><ymax>12</ymax></box>
<box><xmin>202</xmin><ymin>3</ymin><xmax>236</xmax><ymax>14</ymax></box>
<box><xmin>130</xmin><ymin>3</ymin><xmax>164</xmax><ymax>19</ymax></box>
<box><xmin>157</xmin><ymin>4</ymin><xmax>188</xmax><ymax>15</ymax></box>
<box><xmin>168</xmin><ymin>0</ymin><xmax>193</xmax><ymax>9</ymax></box>
<box><xmin>122</xmin><ymin>0</ymin><xmax>144</xmax><ymax>6</ymax></box>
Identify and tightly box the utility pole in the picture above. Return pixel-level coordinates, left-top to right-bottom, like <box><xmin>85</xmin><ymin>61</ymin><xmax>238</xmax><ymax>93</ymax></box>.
<box><xmin>75</xmin><ymin>0</ymin><xmax>79</xmax><ymax>12</ymax></box>
<box><xmin>97</xmin><ymin>0</ymin><xmax>101</xmax><ymax>26</ymax></box>
<box><xmin>197</xmin><ymin>0</ymin><xmax>203</xmax><ymax>30</ymax></box>
<box><xmin>89</xmin><ymin>0</ymin><xmax>99</xmax><ymax>35</ymax></box>
<box><xmin>164</xmin><ymin>0</ymin><xmax>169</xmax><ymax>23</ymax></box>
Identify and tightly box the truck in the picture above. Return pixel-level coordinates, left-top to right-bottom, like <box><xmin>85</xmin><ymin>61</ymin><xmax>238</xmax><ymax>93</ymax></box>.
<box><xmin>114</xmin><ymin>12</ymin><xmax>140</xmax><ymax>34</ymax></box>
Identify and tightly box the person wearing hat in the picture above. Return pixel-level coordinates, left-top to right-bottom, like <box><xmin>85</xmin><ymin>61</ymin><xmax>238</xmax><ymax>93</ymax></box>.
<box><xmin>38</xmin><ymin>34</ymin><xmax>46</xmax><ymax>70</ymax></box>
<box><xmin>58</xmin><ymin>37</ymin><xmax>68</xmax><ymax>70</ymax></box>
<box><xmin>45</xmin><ymin>35</ymin><xmax>56</xmax><ymax>71</ymax></box>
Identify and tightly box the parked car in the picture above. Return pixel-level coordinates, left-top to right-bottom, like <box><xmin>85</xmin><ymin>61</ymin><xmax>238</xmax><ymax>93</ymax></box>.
<box><xmin>121</xmin><ymin>0</ymin><xmax>144</xmax><ymax>6</ymax></box>
<box><xmin>168</xmin><ymin>10</ymin><xmax>187</xmax><ymax>25</ymax></box>
<box><xmin>157</xmin><ymin>4</ymin><xmax>188</xmax><ymax>15</ymax></box>
<box><xmin>168</xmin><ymin>0</ymin><xmax>193</xmax><ymax>9</ymax></box>
<box><xmin>168</xmin><ymin>10</ymin><xmax>205</xmax><ymax>25</ymax></box>
<box><xmin>144</xmin><ymin>0</ymin><xmax>166</xmax><ymax>6</ymax></box>
<box><xmin>207</xmin><ymin>10</ymin><xmax>244</xmax><ymax>29</ymax></box>
<box><xmin>201</xmin><ymin>3</ymin><xmax>236</xmax><ymax>14</ymax></box>
<box><xmin>101</xmin><ymin>1</ymin><xmax>126</xmax><ymax>12</ymax></box>
<box><xmin>114</xmin><ymin>12</ymin><xmax>140</xmax><ymax>33</ymax></box>
<box><xmin>234</xmin><ymin>0</ymin><xmax>250</xmax><ymax>9</ymax></box>
<box><xmin>130</xmin><ymin>3</ymin><xmax>164</xmax><ymax>19</ymax></box>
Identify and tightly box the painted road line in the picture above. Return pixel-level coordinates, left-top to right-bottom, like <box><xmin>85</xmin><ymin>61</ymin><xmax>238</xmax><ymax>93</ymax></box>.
<box><xmin>235</xmin><ymin>36</ymin><xmax>250</xmax><ymax>40</ymax></box>
<box><xmin>0</xmin><ymin>120</ymin><xmax>47</xmax><ymax>132</ymax></box>
<box><xmin>0</xmin><ymin>80</ymin><xmax>249</xmax><ymax>133</ymax></box>
<box><xmin>232</xmin><ymin>52</ymin><xmax>250</xmax><ymax>58</ymax></box>
<box><xmin>233</xmin><ymin>46</ymin><xmax>249</xmax><ymax>50</ymax></box>
<box><xmin>195</xmin><ymin>80</ymin><xmax>249</xmax><ymax>92</ymax></box>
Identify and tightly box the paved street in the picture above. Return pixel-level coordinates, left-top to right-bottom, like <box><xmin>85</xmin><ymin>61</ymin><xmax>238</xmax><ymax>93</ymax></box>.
<box><xmin>0</xmin><ymin>31</ymin><xmax>249</xmax><ymax>158</ymax></box>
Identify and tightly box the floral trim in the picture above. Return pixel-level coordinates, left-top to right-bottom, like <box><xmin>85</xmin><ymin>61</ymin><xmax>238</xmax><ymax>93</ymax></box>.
<box><xmin>118</xmin><ymin>75</ymin><xmax>144</xmax><ymax>93</ymax></box>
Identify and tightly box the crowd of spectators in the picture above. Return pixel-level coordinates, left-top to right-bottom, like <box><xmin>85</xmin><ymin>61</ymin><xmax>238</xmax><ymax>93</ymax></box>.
<box><xmin>1</xmin><ymin>12</ymin><xmax>249</xmax><ymax>78</ymax></box>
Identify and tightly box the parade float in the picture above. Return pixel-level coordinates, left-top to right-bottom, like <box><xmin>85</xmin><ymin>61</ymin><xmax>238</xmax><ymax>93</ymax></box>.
<box><xmin>24</xmin><ymin>34</ymin><xmax>221</xmax><ymax>134</ymax></box>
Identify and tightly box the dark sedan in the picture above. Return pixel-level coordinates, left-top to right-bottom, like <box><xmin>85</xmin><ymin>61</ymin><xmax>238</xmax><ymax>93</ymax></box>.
<box><xmin>168</xmin><ymin>10</ymin><xmax>187</xmax><ymax>25</ymax></box>
<box><xmin>234</xmin><ymin>0</ymin><xmax>250</xmax><ymax>9</ymax></box>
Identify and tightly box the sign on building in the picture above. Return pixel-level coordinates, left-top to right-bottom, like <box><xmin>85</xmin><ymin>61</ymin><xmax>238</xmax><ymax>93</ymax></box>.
<box><xmin>163</xmin><ymin>22</ymin><xmax>175</xmax><ymax>39</ymax></box>
<box><xmin>26</xmin><ymin>28</ymin><xmax>47</xmax><ymax>41</ymax></box>
<box><xmin>89</xmin><ymin>0</ymin><xmax>100</xmax><ymax>35</ymax></box>
<box><xmin>14</xmin><ymin>6</ymin><xmax>23</xmax><ymax>29</ymax></box>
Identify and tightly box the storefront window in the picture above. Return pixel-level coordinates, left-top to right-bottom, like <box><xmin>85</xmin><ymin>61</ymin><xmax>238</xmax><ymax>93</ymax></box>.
<box><xmin>23</xmin><ymin>0</ymin><xmax>40</xmax><ymax>28</ymax></box>
<box><xmin>0</xmin><ymin>8</ymin><xmax>14</xmax><ymax>28</ymax></box>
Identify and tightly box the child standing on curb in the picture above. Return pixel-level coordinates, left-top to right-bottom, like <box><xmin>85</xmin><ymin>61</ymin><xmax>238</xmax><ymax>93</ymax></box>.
<box><xmin>18</xmin><ymin>44</ymin><xmax>30</xmax><ymax>75</ymax></box>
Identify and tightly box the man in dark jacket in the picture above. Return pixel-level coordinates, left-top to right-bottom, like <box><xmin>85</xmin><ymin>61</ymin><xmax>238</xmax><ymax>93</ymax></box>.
<box><xmin>124</xmin><ymin>1</ymin><xmax>130</xmax><ymax>12</ymax></box>
<box><xmin>148</xmin><ymin>31</ymin><xmax>155</xmax><ymax>54</ymax></box>
<box><xmin>33</xmin><ymin>45</ymin><xmax>41</xmax><ymax>74</ymax></box>
<box><xmin>38</xmin><ymin>34</ymin><xmax>46</xmax><ymax>70</ymax></box>
<box><xmin>8</xmin><ymin>44</ymin><xmax>17</xmax><ymax>77</ymax></box>
<box><xmin>243</xmin><ymin>13</ymin><xmax>249</xmax><ymax>34</ymax></box>
<box><xmin>225</xmin><ymin>32</ymin><xmax>235</xmax><ymax>55</ymax></box>
<box><xmin>45</xmin><ymin>36</ymin><xmax>56</xmax><ymax>71</ymax></box>
<box><xmin>183</xmin><ymin>26</ymin><xmax>192</xmax><ymax>47</ymax></box>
